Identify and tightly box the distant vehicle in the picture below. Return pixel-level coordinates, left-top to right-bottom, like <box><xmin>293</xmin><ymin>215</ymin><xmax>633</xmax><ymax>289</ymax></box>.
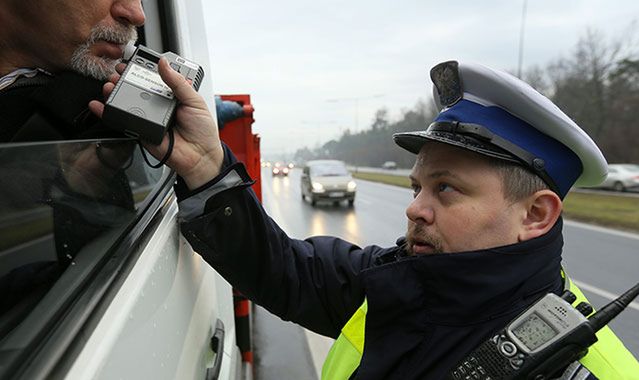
<box><xmin>600</xmin><ymin>164</ymin><xmax>639</xmax><ymax>192</ymax></box>
<box><xmin>382</xmin><ymin>161</ymin><xmax>397</xmax><ymax>170</ymax></box>
<box><xmin>272</xmin><ymin>162</ymin><xmax>289</xmax><ymax>176</ymax></box>
<box><xmin>301</xmin><ymin>160</ymin><xmax>356</xmax><ymax>207</ymax></box>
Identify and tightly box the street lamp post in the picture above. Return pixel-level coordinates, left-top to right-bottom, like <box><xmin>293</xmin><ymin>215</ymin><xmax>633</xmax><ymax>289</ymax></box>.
<box><xmin>517</xmin><ymin>0</ymin><xmax>528</xmax><ymax>79</ymax></box>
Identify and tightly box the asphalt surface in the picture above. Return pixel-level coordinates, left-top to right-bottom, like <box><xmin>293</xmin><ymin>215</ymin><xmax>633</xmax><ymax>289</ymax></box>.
<box><xmin>561</xmin><ymin>222</ymin><xmax>639</xmax><ymax>356</ymax></box>
<box><xmin>252</xmin><ymin>304</ymin><xmax>317</xmax><ymax>380</ymax></box>
<box><xmin>254</xmin><ymin>167</ymin><xmax>639</xmax><ymax>378</ymax></box>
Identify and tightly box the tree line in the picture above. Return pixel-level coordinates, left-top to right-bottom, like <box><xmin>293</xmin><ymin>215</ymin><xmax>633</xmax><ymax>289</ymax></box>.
<box><xmin>294</xmin><ymin>26</ymin><xmax>639</xmax><ymax>168</ymax></box>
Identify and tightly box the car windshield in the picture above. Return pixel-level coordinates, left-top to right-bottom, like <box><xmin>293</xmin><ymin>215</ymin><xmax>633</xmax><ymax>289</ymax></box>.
<box><xmin>0</xmin><ymin>139</ymin><xmax>165</xmax><ymax>344</ymax></box>
<box><xmin>310</xmin><ymin>163</ymin><xmax>349</xmax><ymax>177</ymax></box>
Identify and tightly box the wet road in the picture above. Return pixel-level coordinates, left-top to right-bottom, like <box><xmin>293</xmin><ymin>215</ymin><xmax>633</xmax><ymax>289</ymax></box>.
<box><xmin>254</xmin><ymin>167</ymin><xmax>639</xmax><ymax>378</ymax></box>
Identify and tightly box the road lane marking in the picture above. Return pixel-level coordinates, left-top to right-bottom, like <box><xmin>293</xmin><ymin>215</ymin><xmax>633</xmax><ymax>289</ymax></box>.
<box><xmin>304</xmin><ymin>329</ymin><xmax>334</xmax><ymax>379</ymax></box>
<box><xmin>564</xmin><ymin>220</ymin><xmax>639</xmax><ymax>240</ymax></box>
<box><xmin>572</xmin><ymin>280</ymin><xmax>639</xmax><ymax>312</ymax></box>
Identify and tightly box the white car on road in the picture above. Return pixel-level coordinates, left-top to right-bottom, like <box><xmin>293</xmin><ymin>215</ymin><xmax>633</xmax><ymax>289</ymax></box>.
<box><xmin>600</xmin><ymin>164</ymin><xmax>639</xmax><ymax>192</ymax></box>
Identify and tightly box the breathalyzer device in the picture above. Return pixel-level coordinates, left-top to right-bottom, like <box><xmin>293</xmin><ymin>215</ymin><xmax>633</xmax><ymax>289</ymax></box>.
<box><xmin>102</xmin><ymin>44</ymin><xmax>204</xmax><ymax>145</ymax></box>
<box><xmin>447</xmin><ymin>282</ymin><xmax>639</xmax><ymax>380</ymax></box>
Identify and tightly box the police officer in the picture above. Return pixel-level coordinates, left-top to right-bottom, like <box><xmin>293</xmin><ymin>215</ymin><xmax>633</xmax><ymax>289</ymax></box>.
<box><xmin>92</xmin><ymin>60</ymin><xmax>639</xmax><ymax>379</ymax></box>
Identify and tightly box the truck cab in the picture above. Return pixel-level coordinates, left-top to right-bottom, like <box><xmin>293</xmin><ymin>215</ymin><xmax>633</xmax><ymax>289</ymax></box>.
<box><xmin>0</xmin><ymin>1</ymin><xmax>256</xmax><ymax>379</ymax></box>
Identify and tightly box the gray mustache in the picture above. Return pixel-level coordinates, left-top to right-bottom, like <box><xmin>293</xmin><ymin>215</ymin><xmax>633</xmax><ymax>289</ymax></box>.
<box><xmin>89</xmin><ymin>24</ymin><xmax>138</xmax><ymax>45</ymax></box>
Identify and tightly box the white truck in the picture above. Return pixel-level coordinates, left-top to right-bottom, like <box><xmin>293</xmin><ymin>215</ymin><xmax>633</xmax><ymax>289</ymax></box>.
<box><xmin>0</xmin><ymin>1</ymin><xmax>252</xmax><ymax>379</ymax></box>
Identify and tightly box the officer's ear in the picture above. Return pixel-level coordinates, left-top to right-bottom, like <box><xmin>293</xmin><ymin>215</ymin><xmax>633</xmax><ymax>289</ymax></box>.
<box><xmin>518</xmin><ymin>189</ymin><xmax>562</xmax><ymax>242</ymax></box>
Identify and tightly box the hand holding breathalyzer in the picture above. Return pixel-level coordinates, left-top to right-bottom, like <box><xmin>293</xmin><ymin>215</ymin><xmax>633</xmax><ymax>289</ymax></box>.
<box><xmin>89</xmin><ymin>46</ymin><xmax>224</xmax><ymax>190</ymax></box>
<box><xmin>103</xmin><ymin>45</ymin><xmax>204</xmax><ymax>145</ymax></box>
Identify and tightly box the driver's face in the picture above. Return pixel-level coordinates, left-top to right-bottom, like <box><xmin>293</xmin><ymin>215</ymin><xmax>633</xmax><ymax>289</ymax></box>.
<box><xmin>10</xmin><ymin>0</ymin><xmax>145</xmax><ymax>79</ymax></box>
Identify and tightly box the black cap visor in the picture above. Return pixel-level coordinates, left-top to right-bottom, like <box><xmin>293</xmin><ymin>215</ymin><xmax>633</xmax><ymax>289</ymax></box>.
<box><xmin>393</xmin><ymin>121</ymin><xmax>560</xmax><ymax>194</ymax></box>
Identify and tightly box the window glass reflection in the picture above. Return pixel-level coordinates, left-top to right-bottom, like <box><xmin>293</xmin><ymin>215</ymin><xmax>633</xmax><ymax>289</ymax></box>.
<box><xmin>0</xmin><ymin>139</ymin><xmax>164</xmax><ymax>338</ymax></box>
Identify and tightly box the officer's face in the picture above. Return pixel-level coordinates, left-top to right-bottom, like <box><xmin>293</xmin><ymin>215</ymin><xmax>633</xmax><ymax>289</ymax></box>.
<box><xmin>405</xmin><ymin>142</ymin><xmax>526</xmax><ymax>255</ymax></box>
<box><xmin>6</xmin><ymin>0</ymin><xmax>144</xmax><ymax>79</ymax></box>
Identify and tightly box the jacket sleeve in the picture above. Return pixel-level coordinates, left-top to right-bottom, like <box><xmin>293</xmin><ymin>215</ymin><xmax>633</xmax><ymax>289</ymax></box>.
<box><xmin>179</xmin><ymin>151</ymin><xmax>380</xmax><ymax>338</ymax></box>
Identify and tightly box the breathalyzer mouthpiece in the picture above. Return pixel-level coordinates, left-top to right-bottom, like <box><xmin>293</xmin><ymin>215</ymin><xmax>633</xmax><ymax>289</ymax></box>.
<box><xmin>122</xmin><ymin>43</ymin><xmax>137</xmax><ymax>62</ymax></box>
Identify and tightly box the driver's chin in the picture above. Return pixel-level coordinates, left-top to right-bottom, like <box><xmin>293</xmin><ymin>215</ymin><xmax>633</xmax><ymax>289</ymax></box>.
<box><xmin>70</xmin><ymin>46</ymin><xmax>118</xmax><ymax>80</ymax></box>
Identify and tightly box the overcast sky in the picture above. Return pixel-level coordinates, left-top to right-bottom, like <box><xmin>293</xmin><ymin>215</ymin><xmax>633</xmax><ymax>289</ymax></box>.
<box><xmin>204</xmin><ymin>0</ymin><xmax>639</xmax><ymax>159</ymax></box>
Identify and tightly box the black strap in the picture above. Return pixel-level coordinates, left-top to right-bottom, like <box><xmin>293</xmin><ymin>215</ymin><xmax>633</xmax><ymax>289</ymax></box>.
<box><xmin>139</xmin><ymin>128</ymin><xmax>174</xmax><ymax>168</ymax></box>
<box><xmin>427</xmin><ymin>121</ymin><xmax>560</xmax><ymax>194</ymax></box>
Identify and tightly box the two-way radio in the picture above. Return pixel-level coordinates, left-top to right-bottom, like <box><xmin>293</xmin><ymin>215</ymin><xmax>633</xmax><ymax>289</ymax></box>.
<box><xmin>102</xmin><ymin>44</ymin><xmax>204</xmax><ymax>145</ymax></box>
<box><xmin>447</xmin><ymin>282</ymin><xmax>639</xmax><ymax>380</ymax></box>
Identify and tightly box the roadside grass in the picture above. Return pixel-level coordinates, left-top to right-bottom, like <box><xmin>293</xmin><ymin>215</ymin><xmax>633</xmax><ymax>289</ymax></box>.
<box><xmin>0</xmin><ymin>217</ymin><xmax>53</xmax><ymax>251</ymax></box>
<box><xmin>1</xmin><ymin>189</ymin><xmax>152</xmax><ymax>252</ymax></box>
<box><xmin>562</xmin><ymin>192</ymin><xmax>639</xmax><ymax>232</ymax></box>
<box><xmin>352</xmin><ymin>172</ymin><xmax>411</xmax><ymax>188</ymax></box>
<box><xmin>352</xmin><ymin>172</ymin><xmax>639</xmax><ymax>233</ymax></box>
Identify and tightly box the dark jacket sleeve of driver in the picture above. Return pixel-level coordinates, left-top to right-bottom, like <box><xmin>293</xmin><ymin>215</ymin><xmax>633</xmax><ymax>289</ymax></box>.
<box><xmin>177</xmin><ymin>145</ymin><xmax>382</xmax><ymax>338</ymax></box>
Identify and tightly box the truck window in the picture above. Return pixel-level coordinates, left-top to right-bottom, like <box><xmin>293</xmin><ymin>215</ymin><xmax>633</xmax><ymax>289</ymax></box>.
<box><xmin>0</xmin><ymin>138</ymin><xmax>168</xmax><ymax>373</ymax></box>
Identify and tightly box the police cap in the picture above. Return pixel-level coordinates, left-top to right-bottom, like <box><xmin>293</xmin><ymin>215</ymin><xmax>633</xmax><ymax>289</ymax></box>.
<box><xmin>393</xmin><ymin>60</ymin><xmax>608</xmax><ymax>199</ymax></box>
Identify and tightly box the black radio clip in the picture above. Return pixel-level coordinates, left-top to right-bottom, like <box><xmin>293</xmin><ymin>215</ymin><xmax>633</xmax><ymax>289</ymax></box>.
<box><xmin>448</xmin><ymin>282</ymin><xmax>639</xmax><ymax>380</ymax></box>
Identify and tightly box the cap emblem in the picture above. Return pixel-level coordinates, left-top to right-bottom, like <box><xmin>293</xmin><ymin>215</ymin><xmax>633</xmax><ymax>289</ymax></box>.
<box><xmin>430</xmin><ymin>61</ymin><xmax>463</xmax><ymax>107</ymax></box>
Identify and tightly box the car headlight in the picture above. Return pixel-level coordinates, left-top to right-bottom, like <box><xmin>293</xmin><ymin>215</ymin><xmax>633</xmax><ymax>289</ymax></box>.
<box><xmin>283</xmin><ymin>168</ymin><xmax>289</xmax><ymax>174</ymax></box>
<box><xmin>347</xmin><ymin>180</ymin><xmax>357</xmax><ymax>191</ymax></box>
<box><xmin>311</xmin><ymin>182</ymin><xmax>324</xmax><ymax>192</ymax></box>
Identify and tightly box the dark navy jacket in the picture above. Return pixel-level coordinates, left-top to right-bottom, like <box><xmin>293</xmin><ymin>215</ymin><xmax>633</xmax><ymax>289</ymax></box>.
<box><xmin>177</xmin><ymin>150</ymin><xmax>595</xmax><ymax>379</ymax></box>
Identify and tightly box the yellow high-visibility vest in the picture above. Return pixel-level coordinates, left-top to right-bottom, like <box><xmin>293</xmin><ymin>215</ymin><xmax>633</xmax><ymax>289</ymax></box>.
<box><xmin>322</xmin><ymin>278</ymin><xmax>639</xmax><ymax>379</ymax></box>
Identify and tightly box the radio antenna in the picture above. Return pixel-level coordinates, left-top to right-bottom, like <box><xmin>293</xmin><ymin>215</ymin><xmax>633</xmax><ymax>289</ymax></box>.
<box><xmin>589</xmin><ymin>282</ymin><xmax>639</xmax><ymax>332</ymax></box>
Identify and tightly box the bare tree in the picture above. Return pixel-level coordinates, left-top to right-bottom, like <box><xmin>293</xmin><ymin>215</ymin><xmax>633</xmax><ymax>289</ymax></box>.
<box><xmin>546</xmin><ymin>24</ymin><xmax>638</xmax><ymax>163</ymax></box>
<box><xmin>294</xmin><ymin>23</ymin><xmax>639</xmax><ymax>167</ymax></box>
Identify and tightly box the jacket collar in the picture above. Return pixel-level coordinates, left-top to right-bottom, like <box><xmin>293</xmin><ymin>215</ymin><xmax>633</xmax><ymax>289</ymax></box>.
<box><xmin>362</xmin><ymin>218</ymin><xmax>564</xmax><ymax>325</ymax></box>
